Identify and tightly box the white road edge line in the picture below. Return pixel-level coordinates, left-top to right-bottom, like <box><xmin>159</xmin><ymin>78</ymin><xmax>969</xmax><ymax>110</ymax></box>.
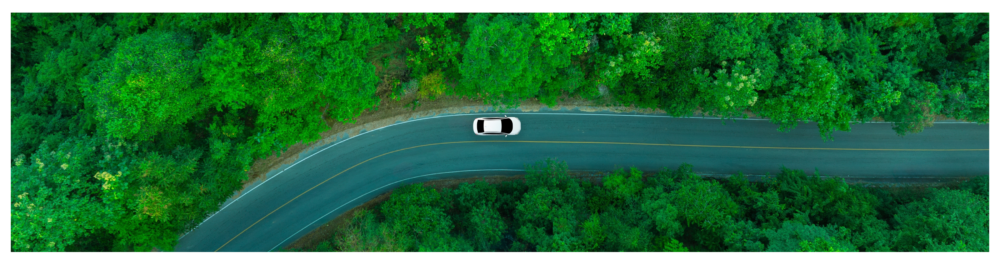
<box><xmin>180</xmin><ymin>110</ymin><xmax>983</xmax><ymax>239</ymax></box>
<box><xmin>267</xmin><ymin>169</ymin><xmax>527</xmax><ymax>252</ymax></box>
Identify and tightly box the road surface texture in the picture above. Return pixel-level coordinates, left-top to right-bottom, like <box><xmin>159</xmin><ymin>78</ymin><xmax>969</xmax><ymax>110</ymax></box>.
<box><xmin>174</xmin><ymin>109</ymin><xmax>988</xmax><ymax>252</ymax></box>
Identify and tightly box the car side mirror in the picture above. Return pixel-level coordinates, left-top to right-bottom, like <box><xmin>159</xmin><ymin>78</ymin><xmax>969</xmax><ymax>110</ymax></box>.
<box><xmin>505</xmin><ymin>135</ymin><xmax>508</xmax><ymax>137</ymax></box>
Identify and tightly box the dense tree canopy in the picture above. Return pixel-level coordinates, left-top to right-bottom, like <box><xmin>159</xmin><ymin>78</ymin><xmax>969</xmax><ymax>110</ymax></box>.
<box><xmin>11</xmin><ymin>13</ymin><xmax>987</xmax><ymax>252</ymax></box>
<box><xmin>297</xmin><ymin>159</ymin><xmax>987</xmax><ymax>252</ymax></box>
<box><xmin>84</xmin><ymin>30</ymin><xmax>203</xmax><ymax>141</ymax></box>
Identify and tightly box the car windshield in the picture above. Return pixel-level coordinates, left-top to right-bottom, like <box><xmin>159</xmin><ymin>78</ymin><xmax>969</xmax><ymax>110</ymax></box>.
<box><xmin>477</xmin><ymin>120</ymin><xmax>484</xmax><ymax>133</ymax></box>
<box><xmin>501</xmin><ymin>118</ymin><xmax>513</xmax><ymax>133</ymax></box>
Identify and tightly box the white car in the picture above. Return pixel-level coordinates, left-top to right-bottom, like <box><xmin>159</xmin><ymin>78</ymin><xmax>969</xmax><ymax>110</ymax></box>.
<box><xmin>473</xmin><ymin>115</ymin><xmax>520</xmax><ymax>136</ymax></box>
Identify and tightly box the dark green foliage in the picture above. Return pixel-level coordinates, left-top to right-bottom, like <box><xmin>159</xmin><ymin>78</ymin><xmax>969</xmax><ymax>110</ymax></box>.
<box><xmin>724</xmin><ymin>173</ymin><xmax>786</xmax><ymax>230</ymax></box>
<box><xmin>893</xmin><ymin>189</ymin><xmax>988</xmax><ymax>251</ymax></box>
<box><xmin>404</xmin><ymin>13</ymin><xmax>462</xmax><ymax>82</ymax></box>
<box><xmin>11</xmin><ymin>112</ymin><xmax>69</xmax><ymax>159</ymax></box>
<box><xmin>640</xmin><ymin>188</ymin><xmax>683</xmax><ymax>238</ymax></box>
<box><xmin>514</xmin><ymin>159</ymin><xmax>588</xmax><ymax>251</ymax></box>
<box><xmin>466</xmin><ymin>204</ymin><xmax>506</xmax><ymax>250</ymax></box>
<box><xmin>450</xmin><ymin>181</ymin><xmax>506</xmax><ymax>250</ymax></box>
<box><xmin>720</xmin><ymin>219</ymin><xmax>767</xmax><ymax>251</ymax></box>
<box><xmin>380</xmin><ymin>184</ymin><xmax>453</xmax><ymax>242</ymax></box>
<box><xmin>307</xmin><ymin>159</ymin><xmax>987</xmax><ymax>252</ymax></box>
<box><xmin>960</xmin><ymin>175</ymin><xmax>988</xmax><ymax>198</ymax></box>
<box><xmin>850</xmin><ymin>215</ymin><xmax>896</xmax><ymax>252</ymax></box>
<box><xmin>769</xmin><ymin>167</ymin><xmax>879</xmax><ymax>231</ymax></box>
<box><xmin>333</xmin><ymin>209</ymin><xmax>411</xmax><ymax>251</ymax></box>
<box><xmin>765</xmin><ymin>221</ymin><xmax>856</xmax><ymax>252</ymax></box>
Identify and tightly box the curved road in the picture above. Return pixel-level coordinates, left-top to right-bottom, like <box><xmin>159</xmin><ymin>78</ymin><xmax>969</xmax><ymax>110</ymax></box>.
<box><xmin>174</xmin><ymin>110</ymin><xmax>988</xmax><ymax>252</ymax></box>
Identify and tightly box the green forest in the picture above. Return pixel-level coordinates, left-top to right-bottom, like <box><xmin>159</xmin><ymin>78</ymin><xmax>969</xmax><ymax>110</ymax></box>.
<box><xmin>300</xmin><ymin>159</ymin><xmax>988</xmax><ymax>252</ymax></box>
<box><xmin>10</xmin><ymin>13</ymin><xmax>988</xmax><ymax>251</ymax></box>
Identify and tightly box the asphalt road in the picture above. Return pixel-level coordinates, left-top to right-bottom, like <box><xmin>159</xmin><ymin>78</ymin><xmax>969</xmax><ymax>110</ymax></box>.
<box><xmin>173</xmin><ymin>109</ymin><xmax>988</xmax><ymax>252</ymax></box>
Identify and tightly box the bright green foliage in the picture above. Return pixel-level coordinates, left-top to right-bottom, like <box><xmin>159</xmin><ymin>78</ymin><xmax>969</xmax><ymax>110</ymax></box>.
<box><xmin>11</xmin><ymin>137</ymin><xmax>113</xmax><ymax>251</ymax></box>
<box><xmin>603</xmin><ymin>167</ymin><xmax>644</xmax><ymax>199</ymax></box>
<box><xmin>595</xmin><ymin>30</ymin><xmax>665</xmax><ymax>107</ymax></box>
<box><xmin>459</xmin><ymin>13</ymin><xmax>538</xmax><ymax>109</ymax></box>
<box><xmin>531</xmin><ymin>13</ymin><xmax>595</xmax><ymax>107</ymax></box>
<box><xmin>893</xmin><ymin>189</ymin><xmax>988</xmax><ymax>252</ymax></box>
<box><xmin>198</xmin><ymin>25</ymin><xmax>330</xmax><ymax>158</ymax></box>
<box><xmin>84</xmin><ymin>30</ymin><xmax>203</xmax><ymax>141</ymax></box>
<box><xmin>668</xmin><ymin>174</ymin><xmax>740</xmax><ymax>232</ymax></box>
<box><xmin>695</xmin><ymin>60</ymin><xmax>765</xmax><ymax>119</ymax></box>
<box><xmin>667</xmin><ymin>174</ymin><xmax>741</xmax><ymax>250</ymax></box>
<box><xmin>100</xmin><ymin>144</ymin><xmax>206</xmax><ymax>251</ymax></box>
<box><xmin>834</xmin><ymin>20</ymin><xmax>899</xmax><ymax>123</ymax></box>
<box><xmin>634</xmin><ymin>13</ymin><xmax>713</xmax><ymax>116</ymax></box>
<box><xmin>758</xmin><ymin>15</ymin><xmax>855</xmax><ymax>139</ymax></box>
<box><xmin>578</xmin><ymin>214</ymin><xmax>606</xmax><ymax>251</ymax></box>
<box><xmin>199</xmin><ymin>13</ymin><xmax>395</xmax><ymax>159</ymax></box>
<box><xmin>661</xmin><ymin>238</ymin><xmax>689</xmax><ymax>252</ymax></box>
<box><xmin>290</xmin><ymin>13</ymin><xmax>390</xmax><ymax>123</ymax></box>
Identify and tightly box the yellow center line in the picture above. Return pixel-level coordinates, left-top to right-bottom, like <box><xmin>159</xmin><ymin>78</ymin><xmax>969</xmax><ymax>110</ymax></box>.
<box><xmin>214</xmin><ymin>140</ymin><xmax>986</xmax><ymax>251</ymax></box>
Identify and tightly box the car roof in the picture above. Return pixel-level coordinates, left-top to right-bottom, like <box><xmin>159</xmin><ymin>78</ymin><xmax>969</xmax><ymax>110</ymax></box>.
<box><xmin>483</xmin><ymin>119</ymin><xmax>502</xmax><ymax>133</ymax></box>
